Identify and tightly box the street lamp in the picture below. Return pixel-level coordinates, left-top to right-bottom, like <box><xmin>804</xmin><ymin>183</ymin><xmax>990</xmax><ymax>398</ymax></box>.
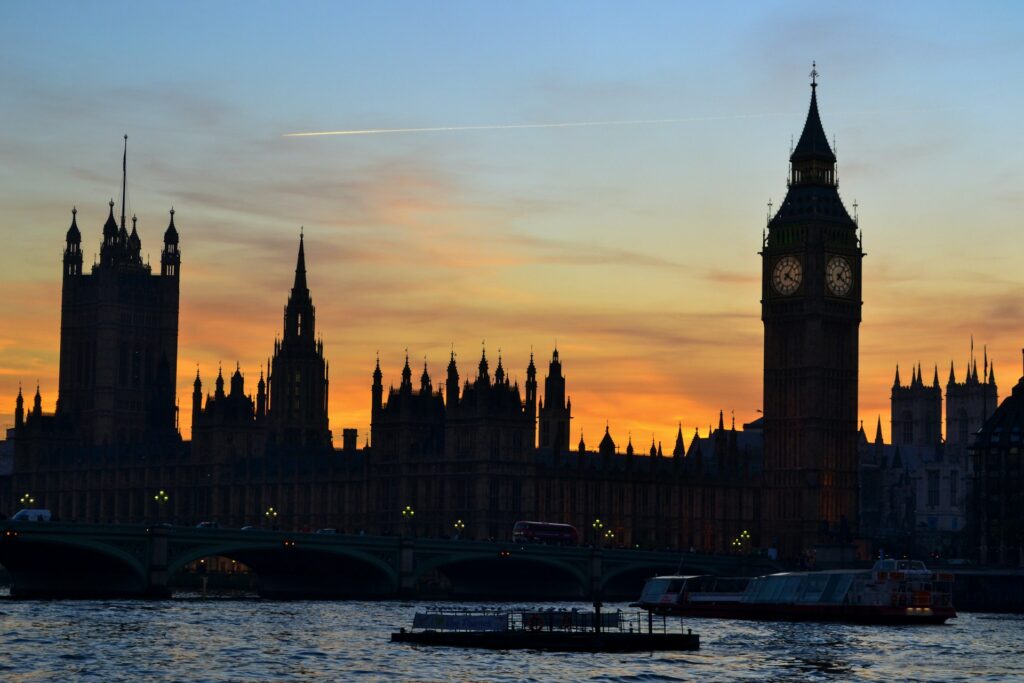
<box><xmin>19</xmin><ymin>492</ymin><xmax>35</xmax><ymax>507</ymax></box>
<box><xmin>265</xmin><ymin>506</ymin><xmax>278</xmax><ymax>529</ymax></box>
<box><xmin>153</xmin><ymin>489</ymin><xmax>169</xmax><ymax>523</ymax></box>
<box><xmin>604</xmin><ymin>528</ymin><xmax>615</xmax><ymax>546</ymax></box>
<box><xmin>592</xmin><ymin>518</ymin><xmax>604</xmax><ymax>546</ymax></box>
<box><xmin>453</xmin><ymin>518</ymin><xmax>465</xmax><ymax>538</ymax></box>
<box><xmin>401</xmin><ymin>505</ymin><xmax>415</xmax><ymax>537</ymax></box>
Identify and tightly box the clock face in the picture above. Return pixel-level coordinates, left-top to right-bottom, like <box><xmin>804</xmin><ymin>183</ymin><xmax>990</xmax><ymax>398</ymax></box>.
<box><xmin>826</xmin><ymin>256</ymin><xmax>853</xmax><ymax>296</ymax></box>
<box><xmin>772</xmin><ymin>255</ymin><xmax>802</xmax><ymax>295</ymax></box>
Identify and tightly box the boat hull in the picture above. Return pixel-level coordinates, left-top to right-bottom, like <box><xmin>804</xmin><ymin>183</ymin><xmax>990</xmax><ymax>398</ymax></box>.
<box><xmin>391</xmin><ymin>630</ymin><xmax>700</xmax><ymax>652</ymax></box>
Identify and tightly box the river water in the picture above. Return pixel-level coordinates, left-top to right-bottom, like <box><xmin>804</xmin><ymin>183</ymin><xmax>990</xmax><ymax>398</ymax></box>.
<box><xmin>1</xmin><ymin>594</ymin><xmax>1021</xmax><ymax>682</ymax></box>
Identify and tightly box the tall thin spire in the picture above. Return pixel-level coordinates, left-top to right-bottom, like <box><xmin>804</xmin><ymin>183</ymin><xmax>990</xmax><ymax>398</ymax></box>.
<box><xmin>120</xmin><ymin>134</ymin><xmax>128</xmax><ymax>230</ymax></box>
<box><xmin>790</xmin><ymin>62</ymin><xmax>836</xmax><ymax>167</ymax></box>
<box><xmin>293</xmin><ymin>230</ymin><xmax>307</xmax><ymax>292</ymax></box>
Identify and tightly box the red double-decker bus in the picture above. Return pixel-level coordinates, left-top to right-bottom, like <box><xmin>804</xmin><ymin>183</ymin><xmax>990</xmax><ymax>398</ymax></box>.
<box><xmin>512</xmin><ymin>521</ymin><xmax>579</xmax><ymax>545</ymax></box>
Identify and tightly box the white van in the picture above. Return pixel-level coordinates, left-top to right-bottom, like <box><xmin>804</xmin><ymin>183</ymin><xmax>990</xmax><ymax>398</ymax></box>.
<box><xmin>12</xmin><ymin>509</ymin><xmax>52</xmax><ymax>522</ymax></box>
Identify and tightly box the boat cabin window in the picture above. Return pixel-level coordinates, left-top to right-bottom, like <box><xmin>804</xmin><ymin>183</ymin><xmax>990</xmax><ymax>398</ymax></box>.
<box><xmin>776</xmin><ymin>576</ymin><xmax>804</xmax><ymax>603</ymax></box>
<box><xmin>639</xmin><ymin>578</ymin><xmax>672</xmax><ymax>602</ymax></box>
<box><xmin>798</xmin><ymin>574</ymin><xmax>830</xmax><ymax>602</ymax></box>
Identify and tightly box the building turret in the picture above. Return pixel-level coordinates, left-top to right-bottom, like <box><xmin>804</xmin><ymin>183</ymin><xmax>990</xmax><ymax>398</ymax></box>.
<box><xmin>215</xmin><ymin>367</ymin><xmax>225</xmax><ymax>399</ymax></box>
<box><xmin>649</xmin><ymin>438</ymin><xmax>657</xmax><ymax>457</ymax></box>
<box><xmin>578</xmin><ymin>429</ymin><xmax>586</xmax><ymax>454</ymax></box>
<box><xmin>230</xmin><ymin>363</ymin><xmax>244</xmax><ymax>397</ymax></box>
<box><xmin>478</xmin><ymin>348</ymin><xmax>490</xmax><ymax>384</ymax></box>
<box><xmin>32</xmin><ymin>385</ymin><xmax>42</xmax><ymax>417</ymax></box>
<box><xmin>161</xmin><ymin>208</ymin><xmax>180</xmax><ymax>278</ymax></box>
<box><xmin>673</xmin><ymin>423</ymin><xmax>686</xmax><ymax>457</ymax></box>
<box><xmin>420</xmin><ymin>359</ymin><xmax>432</xmax><ymax>394</ymax></box>
<box><xmin>102</xmin><ymin>199</ymin><xmax>119</xmax><ymax>257</ymax></box>
<box><xmin>625</xmin><ymin>434</ymin><xmax>634</xmax><ymax>456</ymax></box>
<box><xmin>874</xmin><ymin>416</ymin><xmax>884</xmax><ymax>445</ymax></box>
<box><xmin>128</xmin><ymin>215</ymin><xmax>142</xmax><ymax>263</ymax></box>
<box><xmin>14</xmin><ymin>386</ymin><xmax>24</xmax><ymax>428</ymax></box>
<box><xmin>524</xmin><ymin>352</ymin><xmax>537</xmax><ymax>446</ymax></box>
<box><xmin>64</xmin><ymin>207</ymin><xmax>82</xmax><ymax>277</ymax></box>
<box><xmin>192</xmin><ymin>369</ymin><xmax>203</xmax><ymax>431</ymax></box>
<box><xmin>538</xmin><ymin>347</ymin><xmax>571</xmax><ymax>454</ymax></box>
<box><xmin>495</xmin><ymin>352</ymin><xmax>505</xmax><ymax>385</ymax></box>
<box><xmin>445</xmin><ymin>352</ymin><xmax>459</xmax><ymax>407</ymax></box>
<box><xmin>256</xmin><ymin>370</ymin><xmax>267</xmax><ymax>418</ymax></box>
<box><xmin>599</xmin><ymin>425</ymin><xmax>616</xmax><ymax>457</ymax></box>
<box><xmin>401</xmin><ymin>353</ymin><xmax>413</xmax><ymax>392</ymax></box>
<box><xmin>372</xmin><ymin>356</ymin><xmax>384</xmax><ymax>416</ymax></box>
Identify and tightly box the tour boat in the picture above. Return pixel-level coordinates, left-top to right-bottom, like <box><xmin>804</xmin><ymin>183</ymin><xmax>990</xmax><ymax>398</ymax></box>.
<box><xmin>391</xmin><ymin>605</ymin><xmax>699</xmax><ymax>652</ymax></box>
<box><xmin>633</xmin><ymin>559</ymin><xmax>956</xmax><ymax>625</ymax></box>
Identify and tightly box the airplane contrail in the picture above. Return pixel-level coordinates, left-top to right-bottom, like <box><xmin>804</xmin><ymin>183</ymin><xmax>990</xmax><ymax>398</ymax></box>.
<box><xmin>282</xmin><ymin>112</ymin><xmax>790</xmax><ymax>138</ymax></box>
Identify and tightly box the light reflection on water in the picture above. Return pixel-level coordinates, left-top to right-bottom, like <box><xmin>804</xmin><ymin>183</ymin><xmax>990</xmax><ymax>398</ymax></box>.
<box><xmin>0</xmin><ymin>595</ymin><xmax>1021</xmax><ymax>682</ymax></box>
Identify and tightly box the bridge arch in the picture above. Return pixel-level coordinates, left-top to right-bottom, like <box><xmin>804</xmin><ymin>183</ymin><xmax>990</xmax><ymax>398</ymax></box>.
<box><xmin>166</xmin><ymin>540</ymin><xmax>399</xmax><ymax>598</ymax></box>
<box><xmin>0</xmin><ymin>535</ymin><xmax>149</xmax><ymax>598</ymax></box>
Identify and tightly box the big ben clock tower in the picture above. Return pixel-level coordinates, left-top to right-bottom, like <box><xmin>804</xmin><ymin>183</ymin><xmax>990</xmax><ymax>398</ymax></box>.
<box><xmin>761</xmin><ymin>66</ymin><xmax>862</xmax><ymax>558</ymax></box>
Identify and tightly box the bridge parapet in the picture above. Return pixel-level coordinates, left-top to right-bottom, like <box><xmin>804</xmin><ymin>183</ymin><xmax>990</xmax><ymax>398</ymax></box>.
<box><xmin>0</xmin><ymin>522</ymin><xmax>781</xmax><ymax>600</ymax></box>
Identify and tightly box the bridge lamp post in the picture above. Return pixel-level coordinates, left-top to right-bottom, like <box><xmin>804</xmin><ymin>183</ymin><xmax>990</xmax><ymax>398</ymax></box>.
<box><xmin>592</xmin><ymin>518</ymin><xmax>604</xmax><ymax>547</ymax></box>
<box><xmin>153</xmin><ymin>489</ymin><xmax>169</xmax><ymax>522</ymax></box>
<box><xmin>453</xmin><ymin>518</ymin><xmax>465</xmax><ymax>540</ymax></box>
<box><xmin>265</xmin><ymin>506</ymin><xmax>279</xmax><ymax>530</ymax></box>
<box><xmin>604</xmin><ymin>528</ymin><xmax>615</xmax><ymax>547</ymax></box>
<box><xmin>19</xmin><ymin>492</ymin><xmax>35</xmax><ymax>507</ymax></box>
<box><xmin>401</xmin><ymin>505</ymin><xmax>415</xmax><ymax>538</ymax></box>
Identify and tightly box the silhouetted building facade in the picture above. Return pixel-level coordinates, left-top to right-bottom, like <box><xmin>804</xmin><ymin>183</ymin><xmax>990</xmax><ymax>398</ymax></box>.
<box><xmin>859</xmin><ymin>348</ymin><xmax>999</xmax><ymax>559</ymax></box>
<box><xmin>970</xmin><ymin>371</ymin><xmax>1024</xmax><ymax>565</ymax></box>
<box><xmin>761</xmin><ymin>70</ymin><xmax>863</xmax><ymax>557</ymax></box>
<box><xmin>58</xmin><ymin>199</ymin><xmax>180</xmax><ymax>446</ymax></box>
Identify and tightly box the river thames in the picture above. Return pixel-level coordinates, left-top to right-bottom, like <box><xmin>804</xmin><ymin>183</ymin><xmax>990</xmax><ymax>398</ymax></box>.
<box><xmin>1</xmin><ymin>595</ymin><xmax>1021</xmax><ymax>682</ymax></box>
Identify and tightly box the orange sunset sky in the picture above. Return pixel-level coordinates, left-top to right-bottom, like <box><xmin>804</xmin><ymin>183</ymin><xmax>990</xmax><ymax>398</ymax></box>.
<box><xmin>2</xmin><ymin>3</ymin><xmax>1023</xmax><ymax>447</ymax></box>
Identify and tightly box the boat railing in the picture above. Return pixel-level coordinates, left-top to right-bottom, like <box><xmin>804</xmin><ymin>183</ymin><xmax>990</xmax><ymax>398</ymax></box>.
<box><xmin>411</xmin><ymin>608</ymin><xmax>689</xmax><ymax>635</ymax></box>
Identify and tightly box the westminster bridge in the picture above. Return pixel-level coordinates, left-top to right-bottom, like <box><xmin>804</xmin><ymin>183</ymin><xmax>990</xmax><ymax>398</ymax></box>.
<box><xmin>0</xmin><ymin>521</ymin><xmax>782</xmax><ymax>599</ymax></box>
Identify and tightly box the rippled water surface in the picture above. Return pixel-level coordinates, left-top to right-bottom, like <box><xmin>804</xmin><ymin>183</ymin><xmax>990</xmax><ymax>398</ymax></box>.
<box><xmin>1</xmin><ymin>595</ymin><xmax>1021</xmax><ymax>682</ymax></box>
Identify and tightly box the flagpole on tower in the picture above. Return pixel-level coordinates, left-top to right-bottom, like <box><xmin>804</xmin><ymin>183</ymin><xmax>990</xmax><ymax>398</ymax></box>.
<box><xmin>120</xmin><ymin>134</ymin><xmax>128</xmax><ymax>230</ymax></box>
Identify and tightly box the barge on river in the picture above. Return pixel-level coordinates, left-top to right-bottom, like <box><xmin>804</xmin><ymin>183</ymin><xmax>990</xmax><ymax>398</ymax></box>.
<box><xmin>391</xmin><ymin>605</ymin><xmax>699</xmax><ymax>652</ymax></box>
<box><xmin>633</xmin><ymin>559</ymin><xmax>955</xmax><ymax>625</ymax></box>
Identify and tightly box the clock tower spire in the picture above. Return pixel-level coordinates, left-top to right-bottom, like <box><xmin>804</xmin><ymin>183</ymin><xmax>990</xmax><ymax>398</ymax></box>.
<box><xmin>761</xmin><ymin>66</ymin><xmax>863</xmax><ymax>558</ymax></box>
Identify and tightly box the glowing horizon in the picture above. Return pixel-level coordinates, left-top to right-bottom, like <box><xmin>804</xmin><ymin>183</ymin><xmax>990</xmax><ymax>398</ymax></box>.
<box><xmin>2</xmin><ymin>2</ymin><xmax>1023</xmax><ymax>448</ymax></box>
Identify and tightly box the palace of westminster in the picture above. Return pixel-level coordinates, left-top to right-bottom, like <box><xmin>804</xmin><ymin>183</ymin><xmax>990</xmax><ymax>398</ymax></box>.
<box><xmin>3</xmin><ymin>74</ymin><xmax>1020</xmax><ymax>563</ymax></box>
